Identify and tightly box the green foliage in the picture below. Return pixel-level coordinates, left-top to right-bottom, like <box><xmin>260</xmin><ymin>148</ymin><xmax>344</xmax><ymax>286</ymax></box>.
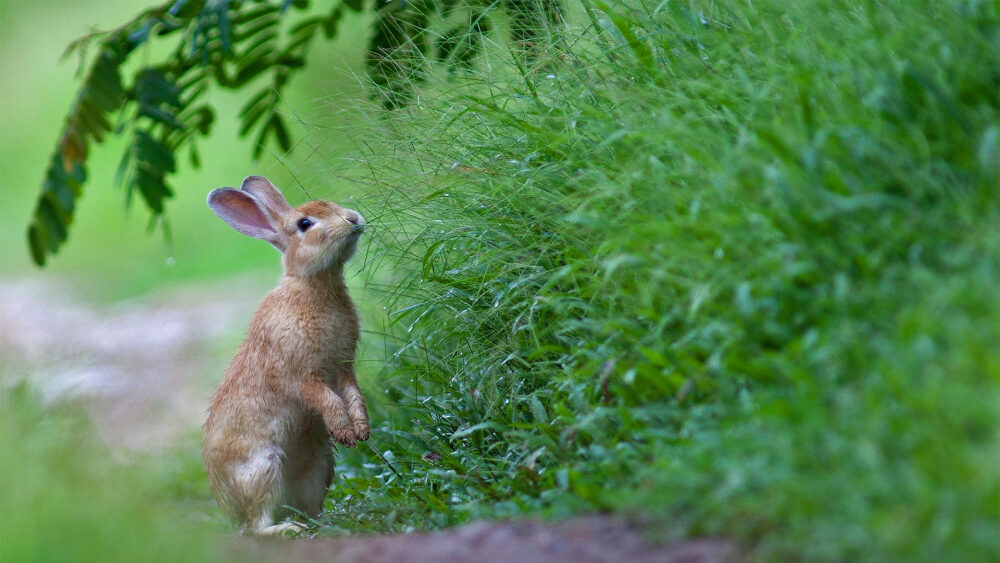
<box><xmin>28</xmin><ymin>0</ymin><xmax>358</xmax><ymax>265</ymax></box>
<box><xmin>0</xmin><ymin>386</ymin><xmax>214</xmax><ymax>562</ymax></box>
<box><xmin>367</xmin><ymin>0</ymin><xmax>563</xmax><ymax>107</ymax></box>
<box><xmin>304</xmin><ymin>0</ymin><xmax>1000</xmax><ymax>560</ymax></box>
<box><xmin>29</xmin><ymin>0</ymin><xmax>563</xmax><ymax>266</ymax></box>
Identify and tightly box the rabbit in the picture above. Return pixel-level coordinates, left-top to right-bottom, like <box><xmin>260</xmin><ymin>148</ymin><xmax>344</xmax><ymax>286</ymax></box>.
<box><xmin>202</xmin><ymin>175</ymin><xmax>370</xmax><ymax>536</ymax></box>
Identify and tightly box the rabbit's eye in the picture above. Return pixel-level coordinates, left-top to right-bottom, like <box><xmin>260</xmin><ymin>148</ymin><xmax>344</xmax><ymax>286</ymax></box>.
<box><xmin>297</xmin><ymin>218</ymin><xmax>314</xmax><ymax>232</ymax></box>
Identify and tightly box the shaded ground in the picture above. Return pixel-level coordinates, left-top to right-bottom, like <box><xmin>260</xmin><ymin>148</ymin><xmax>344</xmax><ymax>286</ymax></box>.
<box><xmin>234</xmin><ymin>516</ymin><xmax>737</xmax><ymax>563</ymax></box>
<box><xmin>1</xmin><ymin>276</ymin><xmax>737</xmax><ymax>562</ymax></box>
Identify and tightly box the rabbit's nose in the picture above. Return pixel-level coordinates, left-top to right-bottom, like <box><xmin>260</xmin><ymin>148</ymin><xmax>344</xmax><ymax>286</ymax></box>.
<box><xmin>343</xmin><ymin>210</ymin><xmax>364</xmax><ymax>225</ymax></box>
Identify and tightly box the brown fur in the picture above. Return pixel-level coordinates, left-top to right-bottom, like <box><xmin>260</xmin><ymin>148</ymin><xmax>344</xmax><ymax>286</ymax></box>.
<box><xmin>202</xmin><ymin>176</ymin><xmax>369</xmax><ymax>535</ymax></box>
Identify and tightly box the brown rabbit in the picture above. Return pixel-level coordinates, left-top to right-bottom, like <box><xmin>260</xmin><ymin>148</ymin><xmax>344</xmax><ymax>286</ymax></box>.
<box><xmin>202</xmin><ymin>175</ymin><xmax>369</xmax><ymax>536</ymax></box>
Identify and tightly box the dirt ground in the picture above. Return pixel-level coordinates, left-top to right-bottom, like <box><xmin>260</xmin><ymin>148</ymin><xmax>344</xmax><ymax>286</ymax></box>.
<box><xmin>234</xmin><ymin>517</ymin><xmax>737</xmax><ymax>563</ymax></box>
<box><xmin>1</xmin><ymin>277</ymin><xmax>738</xmax><ymax>562</ymax></box>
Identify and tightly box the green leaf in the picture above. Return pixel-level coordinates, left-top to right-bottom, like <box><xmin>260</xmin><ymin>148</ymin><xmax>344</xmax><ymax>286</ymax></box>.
<box><xmin>252</xmin><ymin>116</ymin><xmax>269</xmax><ymax>159</ymax></box>
<box><xmin>59</xmin><ymin>128</ymin><xmax>88</xmax><ymax>167</ymax></box>
<box><xmin>74</xmin><ymin>101</ymin><xmax>112</xmax><ymax>140</ymax></box>
<box><xmin>135</xmin><ymin>130</ymin><xmax>176</xmax><ymax>174</ymax></box>
<box><xmin>127</xmin><ymin>21</ymin><xmax>154</xmax><ymax>46</ymax></box>
<box><xmin>235</xmin><ymin>58</ymin><xmax>271</xmax><ymax>86</ymax></box>
<box><xmin>88</xmin><ymin>51</ymin><xmax>125</xmax><ymax>111</ymax></box>
<box><xmin>238</xmin><ymin>29</ymin><xmax>278</xmax><ymax>62</ymax></box>
<box><xmin>275</xmin><ymin>52</ymin><xmax>305</xmax><ymax>69</ymax></box>
<box><xmin>450</xmin><ymin>421</ymin><xmax>508</xmax><ymax>440</ymax></box>
<box><xmin>239</xmin><ymin>93</ymin><xmax>272</xmax><ymax>136</ymax></box>
<box><xmin>592</xmin><ymin>1</ymin><xmax>655</xmax><ymax>73</ymax></box>
<box><xmin>37</xmin><ymin>196</ymin><xmax>68</xmax><ymax>252</ymax></box>
<box><xmin>283</xmin><ymin>0</ymin><xmax>310</xmax><ymax>12</ymax></box>
<box><xmin>87</xmin><ymin>79</ymin><xmax>125</xmax><ymax>113</ymax></box>
<box><xmin>322</xmin><ymin>6</ymin><xmax>343</xmax><ymax>38</ymax></box>
<box><xmin>271</xmin><ymin>114</ymin><xmax>291</xmax><ymax>153</ymax></box>
<box><xmin>134</xmin><ymin>69</ymin><xmax>182</xmax><ymax>109</ymax></box>
<box><xmin>232</xmin><ymin>12</ymin><xmax>279</xmax><ymax>43</ymax></box>
<box><xmin>214</xmin><ymin>2</ymin><xmax>232</xmax><ymax>52</ymax></box>
<box><xmin>134</xmin><ymin>166</ymin><xmax>172</xmax><ymax>214</ymax></box>
<box><xmin>43</xmin><ymin>167</ymin><xmax>78</xmax><ymax>214</ymax></box>
<box><xmin>285</xmin><ymin>26</ymin><xmax>317</xmax><ymax>53</ymax></box>
<box><xmin>189</xmin><ymin>141</ymin><xmax>201</xmax><ymax>168</ymax></box>
<box><xmin>230</xmin><ymin>3</ymin><xmax>279</xmax><ymax>25</ymax></box>
<box><xmin>528</xmin><ymin>396</ymin><xmax>548</xmax><ymax>424</ymax></box>
<box><xmin>289</xmin><ymin>15</ymin><xmax>322</xmax><ymax>37</ymax></box>
<box><xmin>115</xmin><ymin>143</ymin><xmax>133</xmax><ymax>189</ymax></box>
<box><xmin>239</xmin><ymin>88</ymin><xmax>271</xmax><ymax>119</ymax></box>
<box><xmin>27</xmin><ymin>223</ymin><xmax>47</xmax><ymax>266</ymax></box>
<box><xmin>139</xmin><ymin>101</ymin><xmax>185</xmax><ymax>130</ymax></box>
<box><xmin>190</xmin><ymin>105</ymin><xmax>215</xmax><ymax>134</ymax></box>
<box><xmin>169</xmin><ymin>0</ymin><xmax>203</xmax><ymax>19</ymax></box>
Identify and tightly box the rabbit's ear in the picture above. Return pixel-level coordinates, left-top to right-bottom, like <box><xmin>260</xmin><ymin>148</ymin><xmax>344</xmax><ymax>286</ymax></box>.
<box><xmin>208</xmin><ymin>188</ymin><xmax>286</xmax><ymax>251</ymax></box>
<box><xmin>240</xmin><ymin>176</ymin><xmax>293</xmax><ymax>217</ymax></box>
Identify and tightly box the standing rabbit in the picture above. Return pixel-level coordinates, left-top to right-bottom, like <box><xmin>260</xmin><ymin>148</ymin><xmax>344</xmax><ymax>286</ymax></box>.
<box><xmin>202</xmin><ymin>176</ymin><xmax>369</xmax><ymax>535</ymax></box>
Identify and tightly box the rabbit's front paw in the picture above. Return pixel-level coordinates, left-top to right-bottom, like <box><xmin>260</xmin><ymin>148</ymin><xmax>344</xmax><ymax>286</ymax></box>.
<box><xmin>353</xmin><ymin>420</ymin><xmax>370</xmax><ymax>442</ymax></box>
<box><xmin>331</xmin><ymin>427</ymin><xmax>358</xmax><ymax>447</ymax></box>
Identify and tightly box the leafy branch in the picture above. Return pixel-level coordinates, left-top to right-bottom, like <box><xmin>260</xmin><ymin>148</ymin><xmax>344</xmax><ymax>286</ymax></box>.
<box><xmin>29</xmin><ymin>0</ymin><xmax>561</xmax><ymax>265</ymax></box>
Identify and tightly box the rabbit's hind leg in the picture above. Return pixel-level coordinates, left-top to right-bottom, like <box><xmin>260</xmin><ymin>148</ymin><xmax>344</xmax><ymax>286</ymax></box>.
<box><xmin>254</xmin><ymin>521</ymin><xmax>304</xmax><ymax>536</ymax></box>
<box><xmin>288</xmin><ymin>439</ymin><xmax>336</xmax><ymax>519</ymax></box>
<box><xmin>237</xmin><ymin>448</ymin><xmax>292</xmax><ymax>535</ymax></box>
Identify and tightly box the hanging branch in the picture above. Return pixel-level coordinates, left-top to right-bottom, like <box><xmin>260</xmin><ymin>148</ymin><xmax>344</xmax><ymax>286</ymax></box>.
<box><xmin>27</xmin><ymin>0</ymin><xmax>353</xmax><ymax>265</ymax></box>
<box><xmin>29</xmin><ymin>0</ymin><xmax>561</xmax><ymax>265</ymax></box>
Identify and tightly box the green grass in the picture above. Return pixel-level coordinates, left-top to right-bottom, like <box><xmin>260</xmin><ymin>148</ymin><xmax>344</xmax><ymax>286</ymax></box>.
<box><xmin>302</xmin><ymin>1</ymin><xmax>1000</xmax><ymax>561</ymax></box>
<box><xmin>0</xmin><ymin>386</ymin><xmax>216</xmax><ymax>562</ymax></box>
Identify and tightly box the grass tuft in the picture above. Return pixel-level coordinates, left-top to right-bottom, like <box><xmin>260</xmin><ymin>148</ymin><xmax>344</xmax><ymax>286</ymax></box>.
<box><xmin>307</xmin><ymin>1</ymin><xmax>1000</xmax><ymax>560</ymax></box>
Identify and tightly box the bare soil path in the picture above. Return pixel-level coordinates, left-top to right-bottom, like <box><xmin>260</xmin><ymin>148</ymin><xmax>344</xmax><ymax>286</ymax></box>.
<box><xmin>234</xmin><ymin>517</ymin><xmax>737</xmax><ymax>563</ymax></box>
